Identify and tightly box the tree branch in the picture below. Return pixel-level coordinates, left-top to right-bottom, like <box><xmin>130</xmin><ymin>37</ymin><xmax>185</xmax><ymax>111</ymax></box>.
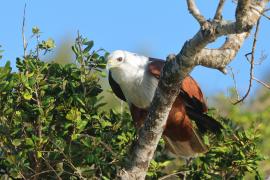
<box><xmin>233</xmin><ymin>17</ymin><xmax>261</xmax><ymax>104</ymax></box>
<box><xmin>118</xmin><ymin>1</ymin><xmax>268</xmax><ymax>179</ymax></box>
<box><xmin>22</xmin><ymin>4</ymin><xmax>27</xmax><ymax>58</ymax></box>
<box><xmin>214</xmin><ymin>0</ymin><xmax>226</xmax><ymax>20</ymax></box>
<box><xmin>194</xmin><ymin>32</ymin><xmax>249</xmax><ymax>72</ymax></box>
<box><xmin>253</xmin><ymin>77</ymin><xmax>270</xmax><ymax>89</ymax></box>
<box><xmin>186</xmin><ymin>0</ymin><xmax>206</xmax><ymax>25</ymax></box>
<box><xmin>236</xmin><ymin>0</ymin><xmax>252</xmax><ymax>32</ymax></box>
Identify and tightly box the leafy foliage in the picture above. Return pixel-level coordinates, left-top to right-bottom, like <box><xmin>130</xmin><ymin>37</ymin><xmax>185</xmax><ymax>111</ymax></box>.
<box><xmin>0</xmin><ymin>30</ymin><xmax>266</xmax><ymax>179</ymax></box>
<box><xmin>186</xmin><ymin>119</ymin><xmax>264</xmax><ymax>180</ymax></box>
<box><xmin>0</xmin><ymin>31</ymin><xmax>135</xmax><ymax>179</ymax></box>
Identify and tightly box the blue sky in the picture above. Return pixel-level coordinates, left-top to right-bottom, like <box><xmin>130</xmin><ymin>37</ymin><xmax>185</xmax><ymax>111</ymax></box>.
<box><xmin>0</xmin><ymin>0</ymin><xmax>269</xmax><ymax>97</ymax></box>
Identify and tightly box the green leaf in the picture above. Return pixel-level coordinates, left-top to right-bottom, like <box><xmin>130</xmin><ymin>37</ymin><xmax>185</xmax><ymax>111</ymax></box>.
<box><xmin>100</xmin><ymin>119</ymin><xmax>112</xmax><ymax>128</ymax></box>
<box><xmin>96</xmin><ymin>63</ymin><xmax>107</xmax><ymax>69</ymax></box>
<box><xmin>75</xmin><ymin>96</ymin><xmax>85</xmax><ymax>106</ymax></box>
<box><xmin>102</xmin><ymin>176</ymin><xmax>110</xmax><ymax>180</ymax></box>
<box><xmin>71</xmin><ymin>133</ymin><xmax>78</xmax><ymax>140</ymax></box>
<box><xmin>32</xmin><ymin>26</ymin><xmax>40</xmax><ymax>34</ymax></box>
<box><xmin>66</xmin><ymin>108</ymin><xmax>81</xmax><ymax>121</ymax></box>
<box><xmin>23</xmin><ymin>91</ymin><xmax>32</xmax><ymax>100</ymax></box>
<box><xmin>83</xmin><ymin>40</ymin><xmax>94</xmax><ymax>53</ymax></box>
<box><xmin>6</xmin><ymin>155</ymin><xmax>16</xmax><ymax>164</ymax></box>
<box><xmin>72</xmin><ymin>45</ymin><xmax>79</xmax><ymax>55</ymax></box>
<box><xmin>25</xmin><ymin>138</ymin><xmax>34</xmax><ymax>146</ymax></box>
<box><xmin>0</xmin><ymin>45</ymin><xmax>3</xmax><ymax>59</ymax></box>
<box><xmin>100</xmin><ymin>71</ymin><xmax>107</xmax><ymax>78</ymax></box>
<box><xmin>203</xmin><ymin>135</ymin><xmax>210</xmax><ymax>146</ymax></box>
<box><xmin>12</xmin><ymin>139</ymin><xmax>22</xmax><ymax>147</ymax></box>
<box><xmin>37</xmin><ymin>151</ymin><xmax>42</xmax><ymax>158</ymax></box>
<box><xmin>45</xmin><ymin>38</ymin><xmax>55</xmax><ymax>49</ymax></box>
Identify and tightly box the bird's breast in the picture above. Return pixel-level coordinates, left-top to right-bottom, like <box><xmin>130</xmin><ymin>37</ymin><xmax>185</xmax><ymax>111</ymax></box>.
<box><xmin>121</xmin><ymin>72</ymin><xmax>159</xmax><ymax>109</ymax></box>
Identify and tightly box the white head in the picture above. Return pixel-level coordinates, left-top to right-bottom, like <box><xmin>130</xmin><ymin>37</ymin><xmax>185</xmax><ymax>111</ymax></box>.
<box><xmin>106</xmin><ymin>50</ymin><xmax>148</xmax><ymax>83</ymax></box>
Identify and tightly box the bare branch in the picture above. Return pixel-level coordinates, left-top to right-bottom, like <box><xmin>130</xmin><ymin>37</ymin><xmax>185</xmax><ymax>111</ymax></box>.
<box><xmin>233</xmin><ymin>17</ymin><xmax>260</xmax><ymax>104</ymax></box>
<box><xmin>245</xmin><ymin>50</ymin><xmax>267</xmax><ymax>65</ymax></box>
<box><xmin>29</xmin><ymin>170</ymin><xmax>57</xmax><ymax>179</ymax></box>
<box><xmin>22</xmin><ymin>4</ymin><xmax>27</xmax><ymax>58</ymax></box>
<box><xmin>186</xmin><ymin>0</ymin><xmax>206</xmax><ymax>25</ymax></box>
<box><xmin>50</xmin><ymin>140</ymin><xmax>87</xmax><ymax>180</ymax></box>
<box><xmin>159</xmin><ymin>170</ymin><xmax>187</xmax><ymax>180</ymax></box>
<box><xmin>214</xmin><ymin>0</ymin><xmax>226</xmax><ymax>20</ymax></box>
<box><xmin>265</xmin><ymin>8</ymin><xmax>270</xmax><ymax>12</ymax></box>
<box><xmin>228</xmin><ymin>66</ymin><xmax>241</xmax><ymax>101</ymax></box>
<box><xmin>233</xmin><ymin>54</ymin><xmax>254</xmax><ymax>104</ymax></box>
<box><xmin>250</xmin><ymin>5</ymin><xmax>270</xmax><ymax>20</ymax></box>
<box><xmin>261</xmin><ymin>11</ymin><xmax>270</xmax><ymax>20</ymax></box>
<box><xmin>253</xmin><ymin>77</ymin><xmax>270</xmax><ymax>89</ymax></box>
<box><xmin>41</xmin><ymin>156</ymin><xmax>62</xmax><ymax>180</ymax></box>
<box><xmin>79</xmin><ymin>134</ymin><xmax>118</xmax><ymax>158</ymax></box>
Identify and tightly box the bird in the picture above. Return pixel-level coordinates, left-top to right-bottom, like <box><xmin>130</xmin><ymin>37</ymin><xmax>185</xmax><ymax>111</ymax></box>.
<box><xmin>106</xmin><ymin>50</ymin><xmax>222</xmax><ymax>158</ymax></box>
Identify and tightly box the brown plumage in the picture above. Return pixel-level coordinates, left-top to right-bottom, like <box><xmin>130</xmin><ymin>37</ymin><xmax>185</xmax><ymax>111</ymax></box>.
<box><xmin>129</xmin><ymin>71</ymin><xmax>209</xmax><ymax>157</ymax></box>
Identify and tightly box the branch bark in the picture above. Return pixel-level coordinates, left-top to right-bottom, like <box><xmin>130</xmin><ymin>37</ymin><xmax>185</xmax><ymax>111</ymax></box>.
<box><xmin>187</xmin><ymin>0</ymin><xmax>206</xmax><ymax>25</ymax></box>
<box><xmin>214</xmin><ymin>0</ymin><xmax>226</xmax><ymax>20</ymax></box>
<box><xmin>118</xmin><ymin>1</ymin><xmax>268</xmax><ymax>179</ymax></box>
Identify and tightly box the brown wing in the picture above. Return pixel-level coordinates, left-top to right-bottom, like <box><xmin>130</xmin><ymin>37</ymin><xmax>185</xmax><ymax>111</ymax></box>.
<box><xmin>147</xmin><ymin>59</ymin><xmax>222</xmax><ymax>134</ymax></box>
<box><xmin>181</xmin><ymin>76</ymin><xmax>207</xmax><ymax>112</ymax></box>
<box><xmin>148</xmin><ymin>59</ymin><xmax>208</xmax><ymax>113</ymax></box>
<box><xmin>148</xmin><ymin>58</ymin><xmax>165</xmax><ymax>78</ymax></box>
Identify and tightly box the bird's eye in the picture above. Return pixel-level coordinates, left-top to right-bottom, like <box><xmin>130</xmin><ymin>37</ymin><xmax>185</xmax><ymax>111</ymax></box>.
<box><xmin>117</xmin><ymin>57</ymin><xmax>123</xmax><ymax>62</ymax></box>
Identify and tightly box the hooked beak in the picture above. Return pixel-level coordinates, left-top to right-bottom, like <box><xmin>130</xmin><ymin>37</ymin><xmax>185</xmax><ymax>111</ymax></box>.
<box><xmin>106</xmin><ymin>59</ymin><xmax>117</xmax><ymax>71</ymax></box>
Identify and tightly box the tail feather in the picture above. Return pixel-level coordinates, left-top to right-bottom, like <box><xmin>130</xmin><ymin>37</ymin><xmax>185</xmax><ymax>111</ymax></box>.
<box><xmin>179</xmin><ymin>90</ymin><xmax>223</xmax><ymax>134</ymax></box>
<box><xmin>163</xmin><ymin>128</ymin><xmax>207</xmax><ymax>158</ymax></box>
<box><xmin>186</xmin><ymin>107</ymin><xmax>223</xmax><ymax>134</ymax></box>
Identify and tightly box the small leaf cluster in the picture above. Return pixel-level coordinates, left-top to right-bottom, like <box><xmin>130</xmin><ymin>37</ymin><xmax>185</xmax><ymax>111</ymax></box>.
<box><xmin>0</xmin><ymin>45</ymin><xmax>3</xmax><ymax>59</ymax></box>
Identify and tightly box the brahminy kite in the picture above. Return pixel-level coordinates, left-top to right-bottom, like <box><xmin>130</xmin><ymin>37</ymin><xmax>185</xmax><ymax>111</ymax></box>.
<box><xmin>106</xmin><ymin>50</ymin><xmax>222</xmax><ymax>158</ymax></box>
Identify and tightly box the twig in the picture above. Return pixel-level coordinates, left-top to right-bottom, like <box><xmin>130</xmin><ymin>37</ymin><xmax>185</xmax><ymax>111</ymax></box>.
<box><xmin>159</xmin><ymin>170</ymin><xmax>187</xmax><ymax>180</ymax></box>
<box><xmin>186</xmin><ymin>0</ymin><xmax>206</xmax><ymax>25</ymax></box>
<box><xmin>253</xmin><ymin>77</ymin><xmax>270</xmax><ymax>89</ymax></box>
<box><xmin>244</xmin><ymin>50</ymin><xmax>267</xmax><ymax>65</ymax></box>
<box><xmin>41</xmin><ymin>156</ymin><xmax>62</xmax><ymax>180</ymax></box>
<box><xmin>250</xmin><ymin>6</ymin><xmax>270</xmax><ymax>20</ymax></box>
<box><xmin>18</xmin><ymin>171</ymin><xmax>27</xmax><ymax>180</ymax></box>
<box><xmin>228</xmin><ymin>66</ymin><xmax>240</xmax><ymax>101</ymax></box>
<box><xmin>29</xmin><ymin>170</ymin><xmax>56</xmax><ymax>179</ymax></box>
<box><xmin>50</xmin><ymin>140</ymin><xmax>86</xmax><ymax>180</ymax></box>
<box><xmin>261</xmin><ymin>12</ymin><xmax>270</xmax><ymax>20</ymax></box>
<box><xmin>22</xmin><ymin>4</ymin><xmax>27</xmax><ymax>57</ymax></box>
<box><xmin>214</xmin><ymin>0</ymin><xmax>226</xmax><ymax>20</ymax></box>
<box><xmin>36</xmin><ymin>33</ymin><xmax>40</xmax><ymax>58</ymax></box>
<box><xmin>79</xmin><ymin>134</ymin><xmax>118</xmax><ymax>158</ymax></box>
<box><xmin>233</xmin><ymin>17</ymin><xmax>261</xmax><ymax>104</ymax></box>
<box><xmin>264</xmin><ymin>8</ymin><xmax>270</xmax><ymax>12</ymax></box>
